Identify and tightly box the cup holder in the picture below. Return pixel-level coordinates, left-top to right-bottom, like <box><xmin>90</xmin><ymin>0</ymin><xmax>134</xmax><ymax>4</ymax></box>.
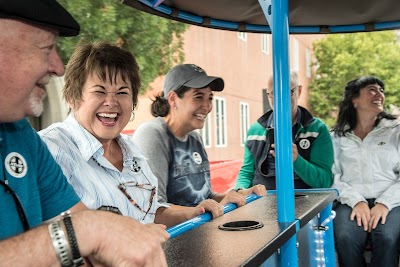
<box><xmin>218</xmin><ymin>220</ymin><xmax>264</xmax><ymax>231</ymax></box>
<box><xmin>295</xmin><ymin>193</ymin><xmax>308</xmax><ymax>199</ymax></box>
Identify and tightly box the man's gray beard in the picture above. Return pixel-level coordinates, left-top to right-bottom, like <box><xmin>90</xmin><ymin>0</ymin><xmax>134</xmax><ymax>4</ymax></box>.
<box><xmin>28</xmin><ymin>95</ymin><xmax>44</xmax><ymax>117</ymax></box>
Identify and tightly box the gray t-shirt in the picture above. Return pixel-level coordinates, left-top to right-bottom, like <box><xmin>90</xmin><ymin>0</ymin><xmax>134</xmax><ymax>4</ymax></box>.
<box><xmin>132</xmin><ymin>117</ymin><xmax>215</xmax><ymax>206</ymax></box>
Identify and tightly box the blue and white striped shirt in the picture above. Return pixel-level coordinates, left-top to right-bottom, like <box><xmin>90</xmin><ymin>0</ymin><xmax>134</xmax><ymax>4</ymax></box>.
<box><xmin>39</xmin><ymin>114</ymin><xmax>167</xmax><ymax>224</ymax></box>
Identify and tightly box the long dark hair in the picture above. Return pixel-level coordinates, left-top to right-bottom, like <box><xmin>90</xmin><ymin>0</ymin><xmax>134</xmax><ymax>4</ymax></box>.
<box><xmin>332</xmin><ymin>76</ymin><xmax>396</xmax><ymax>136</ymax></box>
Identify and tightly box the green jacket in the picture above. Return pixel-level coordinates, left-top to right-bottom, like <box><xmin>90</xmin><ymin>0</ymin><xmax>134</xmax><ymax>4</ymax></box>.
<box><xmin>236</xmin><ymin>107</ymin><xmax>333</xmax><ymax>190</ymax></box>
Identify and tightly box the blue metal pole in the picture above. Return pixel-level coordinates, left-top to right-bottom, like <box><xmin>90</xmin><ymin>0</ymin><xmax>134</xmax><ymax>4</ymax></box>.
<box><xmin>166</xmin><ymin>194</ymin><xmax>262</xmax><ymax>238</ymax></box>
<box><xmin>271</xmin><ymin>0</ymin><xmax>295</xmax><ymax>224</ymax></box>
<box><xmin>271</xmin><ymin>0</ymin><xmax>297</xmax><ymax>265</ymax></box>
<box><xmin>279</xmin><ymin>236</ymin><xmax>298</xmax><ymax>267</ymax></box>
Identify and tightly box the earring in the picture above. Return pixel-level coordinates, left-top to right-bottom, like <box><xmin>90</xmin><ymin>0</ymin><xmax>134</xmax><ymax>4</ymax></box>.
<box><xmin>353</xmin><ymin>103</ymin><xmax>358</xmax><ymax>108</ymax></box>
<box><xmin>174</xmin><ymin>105</ymin><xmax>177</xmax><ymax>110</ymax></box>
<box><xmin>130</xmin><ymin>110</ymin><xmax>135</xmax><ymax>122</ymax></box>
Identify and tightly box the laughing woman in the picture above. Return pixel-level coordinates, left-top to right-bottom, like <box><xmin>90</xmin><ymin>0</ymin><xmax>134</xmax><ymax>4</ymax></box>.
<box><xmin>133</xmin><ymin>64</ymin><xmax>266</xmax><ymax>212</ymax></box>
<box><xmin>332</xmin><ymin>76</ymin><xmax>400</xmax><ymax>267</ymax></box>
<box><xmin>39</xmin><ymin>40</ymin><xmax>223</xmax><ymax>227</ymax></box>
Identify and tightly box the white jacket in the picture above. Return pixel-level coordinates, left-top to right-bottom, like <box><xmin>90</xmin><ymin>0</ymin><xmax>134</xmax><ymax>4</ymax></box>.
<box><xmin>331</xmin><ymin>118</ymin><xmax>400</xmax><ymax>211</ymax></box>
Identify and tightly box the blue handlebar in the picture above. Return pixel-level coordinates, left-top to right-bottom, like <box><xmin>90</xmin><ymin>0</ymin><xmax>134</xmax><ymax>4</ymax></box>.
<box><xmin>166</xmin><ymin>193</ymin><xmax>262</xmax><ymax>238</ymax></box>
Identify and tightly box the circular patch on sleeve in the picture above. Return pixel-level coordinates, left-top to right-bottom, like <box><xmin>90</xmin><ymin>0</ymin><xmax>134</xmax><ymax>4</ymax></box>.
<box><xmin>4</xmin><ymin>152</ymin><xmax>28</xmax><ymax>178</ymax></box>
<box><xmin>299</xmin><ymin>139</ymin><xmax>311</xmax><ymax>150</ymax></box>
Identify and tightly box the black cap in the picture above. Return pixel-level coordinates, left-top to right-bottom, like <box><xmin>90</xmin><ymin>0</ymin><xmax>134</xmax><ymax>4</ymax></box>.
<box><xmin>0</xmin><ymin>0</ymin><xmax>80</xmax><ymax>37</ymax></box>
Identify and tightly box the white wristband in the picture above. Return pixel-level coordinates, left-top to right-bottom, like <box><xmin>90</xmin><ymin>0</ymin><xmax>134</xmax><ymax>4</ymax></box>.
<box><xmin>48</xmin><ymin>220</ymin><xmax>73</xmax><ymax>267</ymax></box>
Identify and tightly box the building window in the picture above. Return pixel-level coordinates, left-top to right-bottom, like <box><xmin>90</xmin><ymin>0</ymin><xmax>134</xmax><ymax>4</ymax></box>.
<box><xmin>238</xmin><ymin>32</ymin><xmax>247</xmax><ymax>41</ymax></box>
<box><xmin>214</xmin><ymin>97</ymin><xmax>227</xmax><ymax>147</ymax></box>
<box><xmin>292</xmin><ymin>38</ymin><xmax>299</xmax><ymax>71</ymax></box>
<box><xmin>261</xmin><ymin>34</ymin><xmax>269</xmax><ymax>54</ymax></box>
<box><xmin>305</xmin><ymin>48</ymin><xmax>312</xmax><ymax>78</ymax></box>
<box><xmin>198</xmin><ymin>115</ymin><xmax>212</xmax><ymax>147</ymax></box>
<box><xmin>239</xmin><ymin>102</ymin><xmax>250</xmax><ymax>146</ymax></box>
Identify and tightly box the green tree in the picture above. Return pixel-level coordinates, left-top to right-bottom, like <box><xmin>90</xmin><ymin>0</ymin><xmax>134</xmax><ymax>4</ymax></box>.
<box><xmin>58</xmin><ymin>0</ymin><xmax>187</xmax><ymax>92</ymax></box>
<box><xmin>309</xmin><ymin>31</ymin><xmax>400</xmax><ymax>126</ymax></box>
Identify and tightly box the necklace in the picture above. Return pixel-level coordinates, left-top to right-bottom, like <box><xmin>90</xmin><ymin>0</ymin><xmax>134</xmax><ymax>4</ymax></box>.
<box><xmin>109</xmin><ymin>141</ymin><xmax>113</xmax><ymax>158</ymax></box>
<box><xmin>104</xmin><ymin>140</ymin><xmax>115</xmax><ymax>158</ymax></box>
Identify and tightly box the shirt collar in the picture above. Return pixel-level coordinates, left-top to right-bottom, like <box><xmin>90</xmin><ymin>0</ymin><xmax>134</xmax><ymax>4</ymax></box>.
<box><xmin>64</xmin><ymin>114</ymin><xmax>145</xmax><ymax>162</ymax></box>
<box><xmin>64</xmin><ymin>114</ymin><xmax>103</xmax><ymax>161</ymax></box>
<box><xmin>267</xmin><ymin>107</ymin><xmax>302</xmax><ymax>128</ymax></box>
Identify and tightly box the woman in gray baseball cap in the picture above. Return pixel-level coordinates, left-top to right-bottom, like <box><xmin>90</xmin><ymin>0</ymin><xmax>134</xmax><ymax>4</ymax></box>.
<box><xmin>133</xmin><ymin>64</ymin><xmax>266</xmax><ymax>218</ymax></box>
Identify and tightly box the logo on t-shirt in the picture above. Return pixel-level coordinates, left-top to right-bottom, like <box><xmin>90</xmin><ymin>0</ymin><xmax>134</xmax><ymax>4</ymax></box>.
<box><xmin>4</xmin><ymin>152</ymin><xmax>27</xmax><ymax>178</ymax></box>
<box><xmin>192</xmin><ymin>152</ymin><xmax>202</xmax><ymax>164</ymax></box>
<box><xmin>299</xmin><ymin>139</ymin><xmax>311</xmax><ymax>150</ymax></box>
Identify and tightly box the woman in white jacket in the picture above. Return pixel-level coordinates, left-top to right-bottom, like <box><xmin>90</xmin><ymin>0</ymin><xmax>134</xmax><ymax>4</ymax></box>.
<box><xmin>331</xmin><ymin>76</ymin><xmax>400</xmax><ymax>267</ymax></box>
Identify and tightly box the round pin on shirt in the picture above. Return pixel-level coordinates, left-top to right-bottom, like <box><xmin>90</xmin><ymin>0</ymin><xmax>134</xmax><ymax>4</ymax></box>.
<box><xmin>192</xmin><ymin>152</ymin><xmax>202</xmax><ymax>164</ymax></box>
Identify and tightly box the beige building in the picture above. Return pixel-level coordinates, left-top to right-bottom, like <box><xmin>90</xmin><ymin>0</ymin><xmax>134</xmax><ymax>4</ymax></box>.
<box><xmin>125</xmin><ymin>26</ymin><xmax>323</xmax><ymax>161</ymax></box>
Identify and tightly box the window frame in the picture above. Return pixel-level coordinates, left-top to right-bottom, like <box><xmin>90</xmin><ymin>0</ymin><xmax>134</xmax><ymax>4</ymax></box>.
<box><xmin>214</xmin><ymin>96</ymin><xmax>228</xmax><ymax>147</ymax></box>
<box><xmin>239</xmin><ymin>102</ymin><xmax>250</xmax><ymax>146</ymax></box>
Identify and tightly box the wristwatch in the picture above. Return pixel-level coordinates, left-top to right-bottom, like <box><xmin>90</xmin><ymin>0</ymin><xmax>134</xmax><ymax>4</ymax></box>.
<box><xmin>97</xmin><ymin>205</ymin><xmax>122</xmax><ymax>215</ymax></box>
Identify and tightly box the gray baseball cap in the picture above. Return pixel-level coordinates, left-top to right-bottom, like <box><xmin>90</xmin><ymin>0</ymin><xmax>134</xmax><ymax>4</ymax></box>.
<box><xmin>163</xmin><ymin>64</ymin><xmax>224</xmax><ymax>98</ymax></box>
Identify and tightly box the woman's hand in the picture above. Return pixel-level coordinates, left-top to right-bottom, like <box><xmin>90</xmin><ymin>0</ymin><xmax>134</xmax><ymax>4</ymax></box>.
<box><xmin>195</xmin><ymin>199</ymin><xmax>224</xmax><ymax>219</ymax></box>
<box><xmin>237</xmin><ymin>185</ymin><xmax>267</xmax><ymax>197</ymax></box>
<box><xmin>350</xmin><ymin>201</ymin><xmax>371</xmax><ymax>231</ymax></box>
<box><xmin>219</xmin><ymin>190</ymin><xmax>247</xmax><ymax>207</ymax></box>
<box><xmin>368</xmin><ymin>203</ymin><xmax>389</xmax><ymax>232</ymax></box>
<box><xmin>217</xmin><ymin>184</ymin><xmax>267</xmax><ymax>207</ymax></box>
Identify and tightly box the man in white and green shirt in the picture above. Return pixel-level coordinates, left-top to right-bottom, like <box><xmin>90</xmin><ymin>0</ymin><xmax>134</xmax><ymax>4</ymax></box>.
<box><xmin>235</xmin><ymin>72</ymin><xmax>333</xmax><ymax>190</ymax></box>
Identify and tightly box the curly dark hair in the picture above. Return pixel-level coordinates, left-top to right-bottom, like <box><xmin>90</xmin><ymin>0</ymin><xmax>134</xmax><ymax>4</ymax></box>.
<box><xmin>332</xmin><ymin>76</ymin><xmax>396</xmax><ymax>136</ymax></box>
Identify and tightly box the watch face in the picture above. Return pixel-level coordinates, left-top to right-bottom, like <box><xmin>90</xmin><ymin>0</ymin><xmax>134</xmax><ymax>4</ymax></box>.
<box><xmin>97</xmin><ymin>205</ymin><xmax>122</xmax><ymax>215</ymax></box>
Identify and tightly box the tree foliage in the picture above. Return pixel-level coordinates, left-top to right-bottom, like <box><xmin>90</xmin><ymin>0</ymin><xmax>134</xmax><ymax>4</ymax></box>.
<box><xmin>309</xmin><ymin>31</ymin><xmax>400</xmax><ymax>126</ymax></box>
<box><xmin>58</xmin><ymin>0</ymin><xmax>187</xmax><ymax>93</ymax></box>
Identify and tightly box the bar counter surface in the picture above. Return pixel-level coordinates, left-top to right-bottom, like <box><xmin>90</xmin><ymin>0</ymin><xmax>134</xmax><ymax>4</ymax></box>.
<box><xmin>163</xmin><ymin>190</ymin><xmax>337</xmax><ymax>266</ymax></box>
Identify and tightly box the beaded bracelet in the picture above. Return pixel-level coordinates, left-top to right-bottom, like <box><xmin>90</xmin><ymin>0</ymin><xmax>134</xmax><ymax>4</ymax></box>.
<box><xmin>61</xmin><ymin>211</ymin><xmax>84</xmax><ymax>267</ymax></box>
<box><xmin>48</xmin><ymin>220</ymin><xmax>73</xmax><ymax>267</ymax></box>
